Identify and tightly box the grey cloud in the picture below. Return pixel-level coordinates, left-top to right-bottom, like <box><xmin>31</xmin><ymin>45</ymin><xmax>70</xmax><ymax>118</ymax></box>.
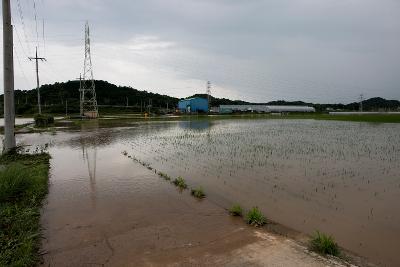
<box><xmin>4</xmin><ymin>0</ymin><xmax>400</xmax><ymax>103</ymax></box>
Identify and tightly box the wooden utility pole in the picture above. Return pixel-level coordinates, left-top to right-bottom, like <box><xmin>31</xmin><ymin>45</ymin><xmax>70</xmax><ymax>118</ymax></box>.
<box><xmin>29</xmin><ymin>47</ymin><xmax>46</xmax><ymax>114</ymax></box>
<box><xmin>2</xmin><ymin>0</ymin><xmax>16</xmax><ymax>152</ymax></box>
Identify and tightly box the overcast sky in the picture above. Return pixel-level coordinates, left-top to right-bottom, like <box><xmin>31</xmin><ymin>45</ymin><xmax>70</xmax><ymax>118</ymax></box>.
<box><xmin>2</xmin><ymin>0</ymin><xmax>400</xmax><ymax>103</ymax></box>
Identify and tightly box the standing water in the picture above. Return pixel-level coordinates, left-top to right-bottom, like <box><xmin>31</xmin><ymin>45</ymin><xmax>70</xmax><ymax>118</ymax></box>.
<box><xmin>11</xmin><ymin>119</ymin><xmax>400</xmax><ymax>266</ymax></box>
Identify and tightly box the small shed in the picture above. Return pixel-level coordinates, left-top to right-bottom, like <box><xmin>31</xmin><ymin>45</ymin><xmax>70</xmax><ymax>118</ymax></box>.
<box><xmin>178</xmin><ymin>97</ymin><xmax>208</xmax><ymax>113</ymax></box>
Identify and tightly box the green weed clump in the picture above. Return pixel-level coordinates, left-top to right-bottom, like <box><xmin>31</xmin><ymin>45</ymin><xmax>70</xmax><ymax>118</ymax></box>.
<box><xmin>0</xmin><ymin>152</ymin><xmax>50</xmax><ymax>267</ymax></box>
<box><xmin>191</xmin><ymin>187</ymin><xmax>205</xmax><ymax>199</ymax></box>
<box><xmin>245</xmin><ymin>207</ymin><xmax>266</xmax><ymax>226</ymax></box>
<box><xmin>173</xmin><ymin>176</ymin><xmax>187</xmax><ymax>189</ymax></box>
<box><xmin>310</xmin><ymin>231</ymin><xmax>340</xmax><ymax>256</ymax></box>
<box><xmin>34</xmin><ymin>114</ymin><xmax>54</xmax><ymax>127</ymax></box>
<box><xmin>229</xmin><ymin>204</ymin><xmax>243</xmax><ymax>216</ymax></box>
<box><xmin>158</xmin><ymin>172</ymin><xmax>171</xmax><ymax>180</ymax></box>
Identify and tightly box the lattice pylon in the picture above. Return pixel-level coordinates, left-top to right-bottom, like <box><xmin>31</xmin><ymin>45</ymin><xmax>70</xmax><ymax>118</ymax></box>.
<box><xmin>206</xmin><ymin>81</ymin><xmax>211</xmax><ymax>112</ymax></box>
<box><xmin>79</xmin><ymin>21</ymin><xmax>98</xmax><ymax>118</ymax></box>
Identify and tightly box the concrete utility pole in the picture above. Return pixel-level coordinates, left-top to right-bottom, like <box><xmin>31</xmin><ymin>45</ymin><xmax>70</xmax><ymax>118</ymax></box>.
<box><xmin>359</xmin><ymin>94</ymin><xmax>363</xmax><ymax>112</ymax></box>
<box><xmin>29</xmin><ymin>47</ymin><xmax>46</xmax><ymax>114</ymax></box>
<box><xmin>2</xmin><ymin>0</ymin><xmax>16</xmax><ymax>152</ymax></box>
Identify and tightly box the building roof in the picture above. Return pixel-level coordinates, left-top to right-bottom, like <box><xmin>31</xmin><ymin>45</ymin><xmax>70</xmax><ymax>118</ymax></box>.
<box><xmin>179</xmin><ymin>97</ymin><xmax>207</xmax><ymax>101</ymax></box>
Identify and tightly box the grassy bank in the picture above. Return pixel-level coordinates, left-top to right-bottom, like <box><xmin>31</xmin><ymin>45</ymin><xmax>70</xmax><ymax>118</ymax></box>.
<box><xmin>0</xmin><ymin>152</ymin><xmax>50</xmax><ymax>266</ymax></box>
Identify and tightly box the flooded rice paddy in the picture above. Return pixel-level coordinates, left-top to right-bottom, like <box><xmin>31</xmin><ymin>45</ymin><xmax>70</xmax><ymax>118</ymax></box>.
<box><xmin>0</xmin><ymin>117</ymin><xmax>34</xmax><ymax>126</ymax></box>
<box><xmin>13</xmin><ymin>118</ymin><xmax>400</xmax><ymax>266</ymax></box>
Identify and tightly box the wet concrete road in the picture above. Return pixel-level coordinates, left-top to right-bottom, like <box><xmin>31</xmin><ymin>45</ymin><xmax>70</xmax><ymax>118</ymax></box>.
<box><xmin>40</xmin><ymin>145</ymin><xmax>350</xmax><ymax>267</ymax></box>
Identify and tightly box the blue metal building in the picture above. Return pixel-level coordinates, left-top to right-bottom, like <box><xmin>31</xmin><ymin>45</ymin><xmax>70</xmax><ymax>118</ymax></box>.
<box><xmin>178</xmin><ymin>97</ymin><xmax>209</xmax><ymax>113</ymax></box>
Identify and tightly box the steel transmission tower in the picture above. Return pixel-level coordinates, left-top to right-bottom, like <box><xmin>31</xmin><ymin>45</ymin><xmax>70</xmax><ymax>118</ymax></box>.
<box><xmin>79</xmin><ymin>21</ymin><xmax>98</xmax><ymax>118</ymax></box>
<box><xmin>206</xmin><ymin>81</ymin><xmax>211</xmax><ymax>112</ymax></box>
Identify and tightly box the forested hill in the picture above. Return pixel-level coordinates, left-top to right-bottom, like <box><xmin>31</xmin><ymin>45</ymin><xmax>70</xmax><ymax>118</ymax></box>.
<box><xmin>0</xmin><ymin>80</ymin><xmax>399</xmax><ymax>115</ymax></box>
<box><xmin>0</xmin><ymin>80</ymin><xmax>179</xmax><ymax>115</ymax></box>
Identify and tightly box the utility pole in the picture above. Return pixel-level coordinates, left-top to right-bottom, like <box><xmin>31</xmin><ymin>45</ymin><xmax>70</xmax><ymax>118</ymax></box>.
<box><xmin>206</xmin><ymin>81</ymin><xmax>211</xmax><ymax>112</ymax></box>
<box><xmin>2</xmin><ymin>0</ymin><xmax>16</xmax><ymax>152</ymax></box>
<box><xmin>29</xmin><ymin>47</ymin><xmax>46</xmax><ymax>114</ymax></box>
<box><xmin>148</xmin><ymin>99</ymin><xmax>152</xmax><ymax>114</ymax></box>
<box><xmin>126</xmin><ymin>96</ymin><xmax>128</xmax><ymax>107</ymax></box>
<box><xmin>65</xmin><ymin>99</ymin><xmax>68</xmax><ymax>117</ymax></box>
<box><xmin>359</xmin><ymin>94</ymin><xmax>363</xmax><ymax>112</ymax></box>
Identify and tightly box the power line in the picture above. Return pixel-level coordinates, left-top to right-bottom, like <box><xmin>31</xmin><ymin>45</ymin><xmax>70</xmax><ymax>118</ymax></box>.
<box><xmin>42</xmin><ymin>19</ymin><xmax>46</xmax><ymax>57</ymax></box>
<box><xmin>15</xmin><ymin>0</ymin><xmax>32</xmax><ymax>54</ymax></box>
<box><xmin>13</xmin><ymin>43</ymin><xmax>32</xmax><ymax>89</ymax></box>
<box><xmin>33</xmin><ymin>0</ymin><xmax>39</xmax><ymax>48</ymax></box>
<box><xmin>12</xmin><ymin>23</ymin><xmax>29</xmax><ymax>58</ymax></box>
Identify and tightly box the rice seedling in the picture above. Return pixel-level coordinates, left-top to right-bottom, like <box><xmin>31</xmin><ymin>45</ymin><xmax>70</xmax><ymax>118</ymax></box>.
<box><xmin>229</xmin><ymin>204</ymin><xmax>243</xmax><ymax>216</ymax></box>
<box><xmin>173</xmin><ymin>176</ymin><xmax>187</xmax><ymax>189</ymax></box>
<box><xmin>126</xmin><ymin>118</ymin><xmax>400</xmax><ymax>262</ymax></box>
<box><xmin>245</xmin><ymin>207</ymin><xmax>266</xmax><ymax>226</ymax></box>
<box><xmin>158</xmin><ymin>172</ymin><xmax>171</xmax><ymax>181</ymax></box>
<box><xmin>309</xmin><ymin>231</ymin><xmax>340</xmax><ymax>256</ymax></box>
<box><xmin>191</xmin><ymin>187</ymin><xmax>205</xmax><ymax>199</ymax></box>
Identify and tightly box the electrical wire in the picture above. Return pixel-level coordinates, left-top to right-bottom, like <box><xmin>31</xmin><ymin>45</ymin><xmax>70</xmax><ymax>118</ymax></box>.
<box><xmin>15</xmin><ymin>0</ymin><xmax>32</xmax><ymax>54</ymax></box>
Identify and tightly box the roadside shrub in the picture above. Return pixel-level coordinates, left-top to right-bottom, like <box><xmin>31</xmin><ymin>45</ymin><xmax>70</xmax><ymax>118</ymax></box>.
<box><xmin>229</xmin><ymin>204</ymin><xmax>243</xmax><ymax>216</ymax></box>
<box><xmin>0</xmin><ymin>164</ymin><xmax>32</xmax><ymax>203</ymax></box>
<box><xmin>245</xmin><ymin>207</ymin><xmax>266</xmax><ymax>226</ymax></box>
<box><xmin>34</xmin><ymin>114</ymin><xmax>54</xmax><ymax>127</ymax></box>
<box><xmin>310</xmin><ymin>231</ymin><xmax>340</xmax><ymax>256</ymax></box>
<box><xmin>173</xmin><ymin>176</ymin><xmax>187</xmax><ymax>189</ymax></box>
<box><xmin>191</xmin><ymin>187</ymin><xmax>205</xmax><ymax>199</ymax></box>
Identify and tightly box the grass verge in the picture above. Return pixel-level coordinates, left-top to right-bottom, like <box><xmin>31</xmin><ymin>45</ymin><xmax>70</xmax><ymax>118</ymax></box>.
<box><xmin>309</xmin><ymin>231</ymin><xmax>340</xmax><ymax>256</ymax></box>
<box><xmin>0</xmin><ymin>152</ymin><xmax>51</xmax><ymax>266</ymax></box>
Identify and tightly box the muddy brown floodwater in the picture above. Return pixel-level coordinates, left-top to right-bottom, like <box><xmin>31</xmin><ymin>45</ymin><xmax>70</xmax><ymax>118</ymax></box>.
<box><xmin>13</xmin><ymin>118</ymin><xmax>400</xmax><ymax>266</ymax></box>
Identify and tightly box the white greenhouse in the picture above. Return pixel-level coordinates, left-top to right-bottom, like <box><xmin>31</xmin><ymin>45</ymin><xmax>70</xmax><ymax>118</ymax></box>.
<box><xmin>219</xmin><ymin>105</ymin><xmax>315</xmax><ymax>113</ymax></box>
